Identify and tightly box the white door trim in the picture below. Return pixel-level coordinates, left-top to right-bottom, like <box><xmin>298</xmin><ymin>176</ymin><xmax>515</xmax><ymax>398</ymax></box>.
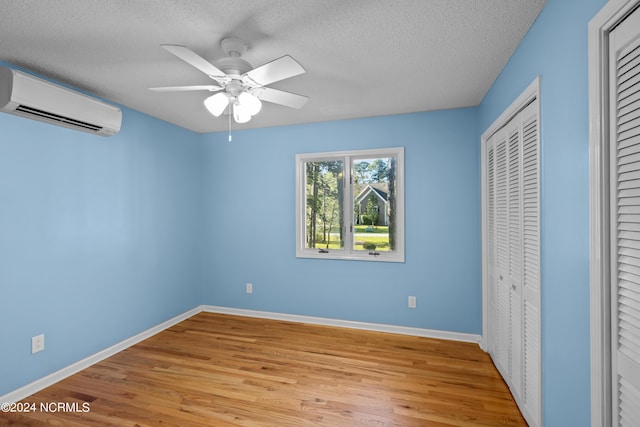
<box><xmin>589</xmin><ymin>1</ymin><xmax>640</xmax><ymax>426</ymax></box>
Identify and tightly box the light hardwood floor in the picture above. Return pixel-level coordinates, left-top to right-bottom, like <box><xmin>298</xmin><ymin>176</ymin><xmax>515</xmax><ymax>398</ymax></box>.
<box><xmin>1</xmin><ymin>312</ymin><xmax>526</xmax><ymax>426</ymax></box>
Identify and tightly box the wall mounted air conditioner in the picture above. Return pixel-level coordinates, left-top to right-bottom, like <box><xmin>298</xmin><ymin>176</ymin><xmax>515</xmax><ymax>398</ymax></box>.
<box><xmin>0</xmin><ymin>66</ymin><xmax>122</xmax><ymax>136</ymax></box>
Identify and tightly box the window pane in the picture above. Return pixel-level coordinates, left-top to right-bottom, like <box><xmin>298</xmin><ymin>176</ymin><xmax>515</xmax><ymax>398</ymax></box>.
<box><xmin>352</xmin><ymin>156</ymin><xmax>396</xmax><ymax>252</ymax></box>
<box><xmin>305</xmin><ymin>160</ymin><xmax>344</xmax><ymax>250</ymax></box>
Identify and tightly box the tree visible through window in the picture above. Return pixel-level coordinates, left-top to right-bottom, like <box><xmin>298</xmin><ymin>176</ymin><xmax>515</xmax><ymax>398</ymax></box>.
<box><xmin>296</xmin><ymin>147</ymin><xmax>404</xmax><ymax>262</ymax></box>
<box><xmin>305</xmin><ymin>160</ymin><xmax>343</xmax><ymax>250</ymax></box>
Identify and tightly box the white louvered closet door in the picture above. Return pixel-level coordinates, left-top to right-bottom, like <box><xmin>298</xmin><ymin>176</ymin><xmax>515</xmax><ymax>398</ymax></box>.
<box><xmin>484</xmin><ymin>95</ymin><xmax>540</xmax><ymax>427</ymax></box>
<box><xmin>519</xmin><ymin>100</ymin><xmax>540</xmax><ymax>425</ymax></box>
<box><xmin>610</xmin><ymin>7</ymin><xmax>640</xmax><ymax>426</ymax></box>
<box><xmin>487</xmin><ymin>138</ymin><xmax>497</xmax><ymax>361</ymax></box>
<box><xmin>495</xmin><ymin>128</ymin><xmax>511</xmax><ymax>379</ymax></box>
<box><xmin>507</xmin><ymin>114</ymin><xmax>523</xmax><ymax>402</ymax></box>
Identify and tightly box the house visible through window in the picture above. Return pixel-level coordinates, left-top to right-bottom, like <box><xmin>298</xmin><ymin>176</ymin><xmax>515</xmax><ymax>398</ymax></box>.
<box><xmin>295</xmin><ymin>147</ymin><xmax>404</xmax><ymax>262</ymax></box>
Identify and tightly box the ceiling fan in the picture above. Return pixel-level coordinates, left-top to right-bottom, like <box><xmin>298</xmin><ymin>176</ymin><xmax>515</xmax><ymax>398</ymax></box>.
<box><xmin>149</xmin><ymin>37</ymin><xmax>308</xmax><ymax>124</ymax></box>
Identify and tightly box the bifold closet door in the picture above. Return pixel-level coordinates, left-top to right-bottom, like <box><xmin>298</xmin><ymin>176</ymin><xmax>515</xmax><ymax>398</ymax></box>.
<box><xmin>519</xmin><ymin>101</ymin><xmax>540</xmax><ymax>424</ymax></box>
<box><xmin>493</xmin><ymin>128</ymin><xmax>511</xmax><ymax>380</ymax></box>
<box><xmin>610</xmin><ymin>6</ymin><xmax>640</xmax><ymax>426</ymax></box>
<box><xmin>485</xmin><ymin>98</ymin><xmax>540</xmax><ymax>427</ymax></box>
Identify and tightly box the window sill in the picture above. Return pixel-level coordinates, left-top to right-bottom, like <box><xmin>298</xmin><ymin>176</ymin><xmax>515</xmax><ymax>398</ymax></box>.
<box><xmin>296</xmin><ymin>250</ymin><xmax>405</xmax><ymax>263</ymax></box>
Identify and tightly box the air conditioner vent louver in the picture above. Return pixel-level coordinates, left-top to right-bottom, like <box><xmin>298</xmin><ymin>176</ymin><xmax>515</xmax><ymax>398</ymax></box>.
<box><xmin>15</xmin><ymin>105</ymin><xmax>103</xmax><ymax>132</ymax></box>
<box><xmin>0</xmin><ymin>66</ymin><xmax>121</xmax><ymax>136</ymax></box>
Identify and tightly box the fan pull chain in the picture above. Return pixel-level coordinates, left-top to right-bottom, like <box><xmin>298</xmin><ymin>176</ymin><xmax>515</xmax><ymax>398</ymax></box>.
<box><xmin>228</xmin><ymin>104</ymin><xmax>232</xmax><ymax>142</ymax></box>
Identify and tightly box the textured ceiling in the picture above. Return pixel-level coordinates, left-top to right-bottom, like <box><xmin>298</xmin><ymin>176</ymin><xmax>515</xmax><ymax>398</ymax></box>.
<box><xmin>0</xmin><ymin>0</ymin><xmax>546</xmax><ymax>133</ymax></box>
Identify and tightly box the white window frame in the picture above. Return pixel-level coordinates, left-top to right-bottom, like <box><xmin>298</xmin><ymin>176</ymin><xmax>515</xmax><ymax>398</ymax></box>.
<box><xmin>295</xmin><ymin>147</ymin><xmax>405</xmax><ymax>262</ymax></box>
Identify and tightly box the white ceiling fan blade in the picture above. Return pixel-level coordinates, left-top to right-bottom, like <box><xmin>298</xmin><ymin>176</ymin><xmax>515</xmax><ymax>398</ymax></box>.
<box><xmin>242</xmin><ymin>55</ymin><xmax>305</xmax><ymax>87</ymax></box>
<box><xmin>148</xmin><ymin>85</ymin><xmax>224</xmax><ymax>92</ymax></box>
<box><xmin>161</xmin><ymin>45</ymin><xmax>229</xmax><ymax>83</ymax></box>
<box><xmin>252</xmin><ymin>87</ymin><xmax>308</xmax><ymax>109</ymax></box>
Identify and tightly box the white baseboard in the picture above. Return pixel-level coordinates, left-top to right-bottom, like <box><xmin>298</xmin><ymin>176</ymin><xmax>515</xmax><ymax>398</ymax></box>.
<box><xmin>2</xmin><ymin>304</ymin><xmax>482</xmax><ymax>404</ymax></box>
<box><xmin>203</xmin><ymin>305</ymin><xmax>482</xmax><ymax>344</ymax></box>
<box><xmin>0</xmin><ymin>305</ymin><xmax>203</xmax><ymax>405</ymax></box>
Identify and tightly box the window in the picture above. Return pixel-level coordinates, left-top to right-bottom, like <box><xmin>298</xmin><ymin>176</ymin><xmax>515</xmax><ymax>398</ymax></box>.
<box><xmin>296</xmin><ymin>147</ymin><xmax>404</xmax><ymax>262</ymax></box>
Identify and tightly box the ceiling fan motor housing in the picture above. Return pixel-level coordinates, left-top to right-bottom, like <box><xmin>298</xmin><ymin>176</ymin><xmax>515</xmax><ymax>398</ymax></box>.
<box><xmin>215</xmin><ymin>57</ymin><xmax>253</xmax><ymax>79</ymax></box>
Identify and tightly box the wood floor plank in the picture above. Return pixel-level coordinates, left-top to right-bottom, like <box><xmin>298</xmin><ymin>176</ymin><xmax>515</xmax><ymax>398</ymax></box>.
<box><xmin>0</xmin><ymin>312</ymin><xmax>526</xmax><ymax>426</ymax></box>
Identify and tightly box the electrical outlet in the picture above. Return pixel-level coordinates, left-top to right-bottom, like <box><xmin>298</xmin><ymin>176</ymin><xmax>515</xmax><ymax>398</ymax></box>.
<box><xmin>32</xmin><ymin>334</ymin><xmax>45</xmax><ymax>354</ymax></box>
<box><xmin>408</xmin><ymin>296</ymin><xmax>417</xmax><ymax>309</ymax></box>
<box><xmin>246</xmin><ymin>283</ymin><xmax>253</xmax><ymax>294</ymax></box>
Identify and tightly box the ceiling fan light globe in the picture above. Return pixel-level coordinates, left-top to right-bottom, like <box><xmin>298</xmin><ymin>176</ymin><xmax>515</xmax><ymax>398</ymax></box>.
<box><xmin>238</xmin><ymin>91</ymin><xmax>262</xmax><ymax>116</ymax></box>
<box><xmin>204</xmin><ymin>92</ymin><xmax>229</xmax><ymax>117</ymax></box>
<box><xmin>233</xmin><ymin>103</ymin><xmax>251</xmax><ymax>123</ymax></box>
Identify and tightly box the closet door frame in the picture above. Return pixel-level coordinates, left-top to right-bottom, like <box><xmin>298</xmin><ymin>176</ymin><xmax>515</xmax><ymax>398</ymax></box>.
<box><xmin>589</xmin><ymin>1</ymin><xmax>640</xmax><ymax>426</ymax></box>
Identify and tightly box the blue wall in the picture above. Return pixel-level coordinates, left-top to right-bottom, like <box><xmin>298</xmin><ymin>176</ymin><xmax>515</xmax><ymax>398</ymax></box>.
<box><xmin>478</xmin><ymin>0</ymin><xmax>606</xmax><ymax>425</ymax></box>
<box><xmin>201</xmin><ymin>109</ymin><xmax>482</xmax><ymax>333</ymax></box>
<box><xmin>0</xmin><ymin>72</ymin><xmax>203</xmax><ymax>395</ymax></box>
